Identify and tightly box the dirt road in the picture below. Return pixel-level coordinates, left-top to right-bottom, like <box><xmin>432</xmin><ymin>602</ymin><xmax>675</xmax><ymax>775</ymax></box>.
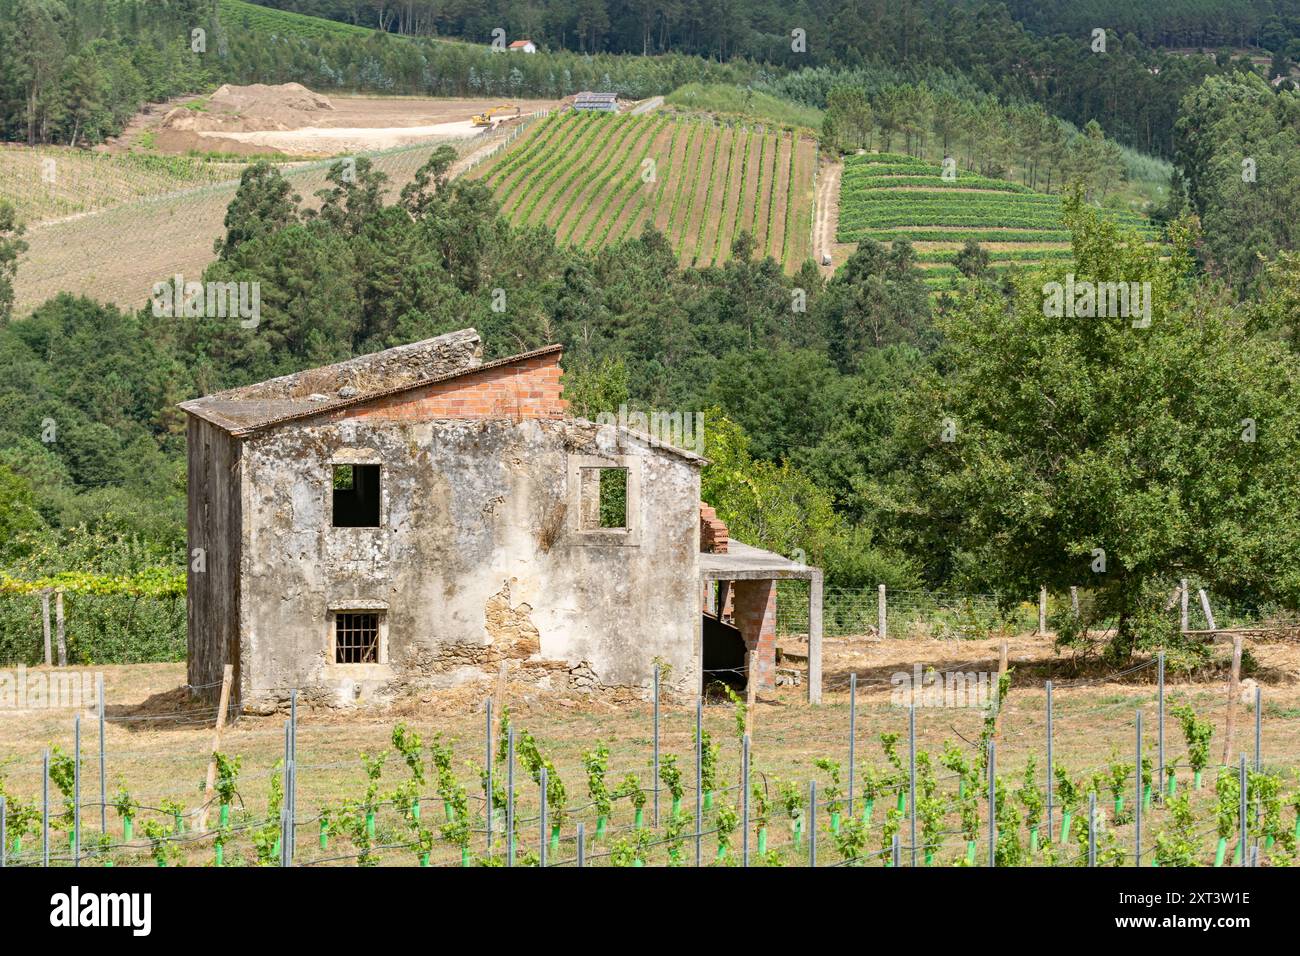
<box><xmin>814</xmin><ymin>156</ymin><xmax>842</xmax><ymax>273</ymax></box>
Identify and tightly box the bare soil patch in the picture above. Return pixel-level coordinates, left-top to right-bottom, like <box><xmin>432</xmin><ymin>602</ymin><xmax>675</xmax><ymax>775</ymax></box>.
<box><xmin>143</xmin><ymin>84</ymin><xmax>557</xmax><ymax>157</ymax></box>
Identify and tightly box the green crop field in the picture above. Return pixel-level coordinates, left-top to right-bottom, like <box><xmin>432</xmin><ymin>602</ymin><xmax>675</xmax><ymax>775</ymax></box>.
<box><xmin>836</xmin><ymin>153</ymin><xmax>1163</xmax><ymax>290</ymax></box>
<box><xmin>218</xmin><ymin>0</ymin><xmax>381</xmax><ymax>40</ymax></box>
<box><xmin>469</xmin><ymin>111</ymin><xmax>818</xmax><ymax>271</ymax></box>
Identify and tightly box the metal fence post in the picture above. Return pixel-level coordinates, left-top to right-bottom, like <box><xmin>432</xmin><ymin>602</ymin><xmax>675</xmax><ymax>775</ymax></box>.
<box><xmin>1239</xmin><ymin>754</ymin><xmax>1248</xmax><ymax>868</ymax></box>
<box><xmin>539</xmin><ymin>766</ymin><xmax>548</xmax><ymax>868</ymax></box>
<box><xmin>987</xmin><ymin>740</ymin><xmax>996</xmax><ymax>867</ymax></box>
<box><xmin>577</xmin><ymin>822</ymin><xmax>585</xmax><ymax>867</ymax></box>
<box><xmin>808</xmin><ymin>780</ymin><xmax>817</xmax><ymax>867</ymax></box>
<box><xmin>1088</xmin><ymin>792</ymin><xmax>1096</xmax><ymax>866</ymax></box>
<box><xmin>290</xmin><ymin>689</ymin><xmax>297</xmax><ymax>864</ymax></box>
<box><xmin>507</xmin><ymin>727</ymin><xmax>515</xmax><ymax>867</ymax></box>
<box><xmin>695</xmin><ymin>696</ymin><xmax>703</xmax><ymax>867</ymax></box>
<box><xmin>484</xmin><ymin>698</ymin><xmax>492</xmax><ymax>853</ymax></box>
<box><xmin>742</xmin><ymin>733</ymin><xmax>750</xmax><ymax>867</ymax></box>
<box><xmin>877</xmin><ymin>584</ymin><xmax>887</xmax><ymax>640</ymax></box>
<box><xmin>892</xmin><ymin>832</ymin><xmax>900</xmax><ymax>867</ymax></box>
<box><xmin>653</xmin><ymin>665</ymin><xmax>660</xmax><ymax>827</ymax></box>
<box><xmin>1157</xmin><ymin>651</ymin><xmax>1165</xmax><ymax>804</ymax></box>
<box><xmin>1255</xmin><ymin>684</ymin><xmax>1262</xmax><ymax>772</ymax></box>
<box><xmin>909</xmin><ymin>703</ymin><xmax>917</xmax><ymax>867</ymax></box>
<box><xmin>1135</xmin><ymin>710</ymin><xmax>1142</xmax><ymax>867</ymax></box>
<box><xmin>74</xmin><ymin>714</ymin><xmax>80</xmax><ymax>867</ymax></box>
<box><xmin>1179</xmin><ymin>579</ymin><xmax>1189</xmax><ymax>632</ymax></box>
<box><xmin>848</xmin><ymin>673</ymin><xmax>857</xmax><ymax>818</ymax></box>
<box><xmin>1045</xmin><ymin>680</ymin><xmax>1054</xmax><ymax>836</ymax></box>
<box><xmin>98</xmin><ymin>673</ymin><xmax>106</xmax><ymax>834</ymax></box>
<box><xmin>282</xmin><ymin>720</ymin><xmax>291</xmax><ymax>867</ymax></box>
<box><xmin>42</xmin><ymin>749</ymin><xmax>49</xmax><ymax>868</ymax></box>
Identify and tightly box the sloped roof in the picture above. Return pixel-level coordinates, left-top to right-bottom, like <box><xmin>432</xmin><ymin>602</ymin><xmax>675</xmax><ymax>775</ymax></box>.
<box><xmin>180</xmin><ymin>328</ymin><xmax>502</xmax><ymax>435</ymax></box>
<box><xmin>180</xmin><ymin>329</ymin><xmax>709</xmax><ymax>465</ymax></box>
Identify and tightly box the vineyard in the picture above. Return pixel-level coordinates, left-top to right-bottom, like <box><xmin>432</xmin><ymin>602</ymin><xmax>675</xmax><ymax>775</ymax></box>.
<box><xmin>218</xmin><ymin>0</ymin><xmax>386</xmax><ymax>41</ymax></box>
<box><xmin>0</xmin><ymin>146</ymin><xmax>236</xmax><ymax>225</ymax></box>
<box><xmin>2</xmin><ymin>629</ymin><xmax>1298</xmax><ymax>868</ymax></box>
<box><xmin>469</xmin><ymin>111</ymin><xmax>817</xmax><ymax>271</ymax></box>
<box><xmin>9</xmin><ymin>129</ymin><xmax>500</xmax><ymax>315</ymax></box>
<box><xmin>835</xmin><ymin>153</ymin><xmax>1161</xmax><ymax>289</ymax></box>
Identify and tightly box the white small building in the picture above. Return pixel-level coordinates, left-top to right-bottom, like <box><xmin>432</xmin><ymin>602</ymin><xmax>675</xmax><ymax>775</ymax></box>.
<box><xmin>509</xmin><ymin>39</ymin><xmax>537</xmax><ymax>53</ymax></box>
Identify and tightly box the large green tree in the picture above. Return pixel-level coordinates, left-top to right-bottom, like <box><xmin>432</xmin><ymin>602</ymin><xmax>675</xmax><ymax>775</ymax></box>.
<box><xmin>888</xmin><ymin>194</ymin><xmax>1300</xmax><ymax>660</ymax></box>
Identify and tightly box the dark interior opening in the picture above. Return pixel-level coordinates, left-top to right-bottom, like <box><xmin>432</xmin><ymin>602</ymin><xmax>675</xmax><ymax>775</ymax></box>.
<box><xmin>332</xmin><ymin>463</ymin><xmax>381</xmax><ymax>527</ymax></box>
<box><xmin>335</xmin><ymin>611</ymin><xmax>380</xmax><ymax>663</ymax></box>
<box><xmin>703</xmin><ymin>612</ymin><xmax>747</xmax><ymax>692</ymax></box>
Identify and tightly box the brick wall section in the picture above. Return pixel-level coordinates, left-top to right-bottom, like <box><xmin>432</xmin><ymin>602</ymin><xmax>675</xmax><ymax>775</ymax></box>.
<box><xmin>732</xmin><ymin>579</ymin><xmax>776</xmax><ymax>691</ymax></box>
<box><xmin>328</xmin><ymin>352</ymin><xmax>567</xmax><ymax>423</ymax></box>
<box><xmin>700</xmin><ymin>502</ymin><xmax>729</xmax><ymax>554</ymax></box>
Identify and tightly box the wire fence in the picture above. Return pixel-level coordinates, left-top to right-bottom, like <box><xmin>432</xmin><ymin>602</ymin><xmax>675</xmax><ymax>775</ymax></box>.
<box><xmin>0</xmin><ymin>652</ymin><xmax>1294</xmax><ymax>868</ymax></box>
<box><xmin>775</xmin><ymin>582</ymin><xmax>1300</xmax><ymax>641</ymax></box>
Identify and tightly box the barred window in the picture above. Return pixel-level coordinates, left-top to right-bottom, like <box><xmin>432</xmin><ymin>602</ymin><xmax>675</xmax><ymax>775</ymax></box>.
<box><xmin>334</xmin><ymin>612</ymin><xmax>381</xmax><ymax>664</ymax></box>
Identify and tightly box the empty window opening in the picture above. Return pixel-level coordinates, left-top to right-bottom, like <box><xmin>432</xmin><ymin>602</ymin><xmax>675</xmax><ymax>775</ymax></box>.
<box><xmin>579</xmin><ymin>467</ymin><xmax>628</xmax><ymax>529</ymax></box>
<box><xmin>332</xmin><ymin>463</ymin><xmax>380</xmax><ymax>527</ymax></box>
<box><xmin>335</xmin><ymin>612</ymin><xmax>381</xmax><ymax>664</ymax></box>
<box><xmin>702</xmin><ymin>612</ymin><xmax>747</xmax><ymax>692</ymax></box>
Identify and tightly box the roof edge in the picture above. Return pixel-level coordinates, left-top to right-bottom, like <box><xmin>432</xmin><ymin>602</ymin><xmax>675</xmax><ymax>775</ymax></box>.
<box><xmin>180</xmin><ymin>343</ymin><xmax>564</xmax><ymax>436</ymax></box>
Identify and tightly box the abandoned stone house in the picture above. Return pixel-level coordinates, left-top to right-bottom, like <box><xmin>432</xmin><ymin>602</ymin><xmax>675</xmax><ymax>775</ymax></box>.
<box><xmin>180</xmin><ymin>328</ymin><xmax>823</xmax><ymax>710</ymax></box>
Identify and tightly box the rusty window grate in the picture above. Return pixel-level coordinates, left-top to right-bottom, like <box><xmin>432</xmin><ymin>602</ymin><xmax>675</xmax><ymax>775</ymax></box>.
<box><xmin>335</xmin><ymin>612</ymin><xmax>380</xmax><ymax>664</ymax></box>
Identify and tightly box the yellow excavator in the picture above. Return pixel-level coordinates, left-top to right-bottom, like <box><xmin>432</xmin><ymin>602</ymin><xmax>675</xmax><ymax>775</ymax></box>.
<box><xmin>472</xmin><ymin>103</ymin><xmax>521</xmax><ymax>127</ymax></box>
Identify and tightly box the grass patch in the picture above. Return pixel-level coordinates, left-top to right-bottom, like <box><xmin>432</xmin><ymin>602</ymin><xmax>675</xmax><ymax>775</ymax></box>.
<box><xmin>665</xmin><ymin>83</ymin><xmax>823</xmax><ymax>131</ymax></box>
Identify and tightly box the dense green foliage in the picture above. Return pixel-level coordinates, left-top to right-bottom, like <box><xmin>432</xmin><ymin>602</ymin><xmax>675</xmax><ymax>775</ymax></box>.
<box><xmin>1173</xmin><ymin>71</ymin><xmax>1300</xmax><ymax>289</ymax></box>
<box><xmin>4</xmin><ymin>0</ymin><xmax>1283</xmax><ymax>161</ymax></box>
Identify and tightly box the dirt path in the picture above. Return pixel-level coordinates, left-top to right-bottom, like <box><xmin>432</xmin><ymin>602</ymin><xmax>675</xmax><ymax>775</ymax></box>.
<box><xmin>815</xmin><ymin>156</ymin><xmax>842</xmax><ymax>274</ymax></box>
<box><xmin>674</xmin><ymin>127</ymin><xmax>715</xmax><ymax>261</ymax></box>
<box><xmin>653</xmin><ymin>119</ymin><xmax>696</xmax><ymax>234</ymax></box>
<box><xmin>767</xmin><ymin>135</ymin><xmax>793</xmax><ymax>263</ymax></box>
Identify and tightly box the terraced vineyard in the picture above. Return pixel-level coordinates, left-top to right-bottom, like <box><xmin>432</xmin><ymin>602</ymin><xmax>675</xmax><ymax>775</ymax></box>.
<box><xmin>469</xmin><ymin>111</ymin><xmax>817</xmax><ymax>271</ymax></box>
<box><xmin>836</xmin><ymin>153</ymin><xmax>1161</xmax><ymax>289</ymax></box>
<box><xmin>0</xmin><ymin>146</ymin><xmax>235</xmax><ymax>225</ymax></box>
<box><xmin>218</xmin><ymin>0</ymin><xmax>384</xmax><ymax>39</ymax></box>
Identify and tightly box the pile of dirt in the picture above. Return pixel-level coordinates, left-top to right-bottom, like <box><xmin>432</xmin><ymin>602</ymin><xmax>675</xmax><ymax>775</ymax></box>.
<box><xmin>159</xmin><ymin>82</ymin><xmax>336</xmax><ymax>134</ymax></box>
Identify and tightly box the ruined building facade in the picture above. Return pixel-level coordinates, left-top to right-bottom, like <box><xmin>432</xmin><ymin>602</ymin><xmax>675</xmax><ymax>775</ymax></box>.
<box><xmin>182</xmin><ymin>329</ymin><xmax>822</xmax><ymax>710</ymax></box>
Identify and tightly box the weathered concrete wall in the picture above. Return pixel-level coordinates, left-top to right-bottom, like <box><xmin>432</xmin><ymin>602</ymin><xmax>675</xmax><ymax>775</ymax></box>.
<box><xmin>235</xmin><ymin>411</ymin><xmax>701</xmax><ymax>708</ymax></box>
<box><xmin>186</xmin><ymin>416</ymin><xmax>242</xmax><ymax>703</ymax></box>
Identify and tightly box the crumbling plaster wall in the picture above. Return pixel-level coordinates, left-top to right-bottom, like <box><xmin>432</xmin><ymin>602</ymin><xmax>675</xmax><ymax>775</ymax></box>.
<box><xmin>237</xmin><ymin>416</ymin><xmax>700</xmax><ymax>707</ymax></box>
